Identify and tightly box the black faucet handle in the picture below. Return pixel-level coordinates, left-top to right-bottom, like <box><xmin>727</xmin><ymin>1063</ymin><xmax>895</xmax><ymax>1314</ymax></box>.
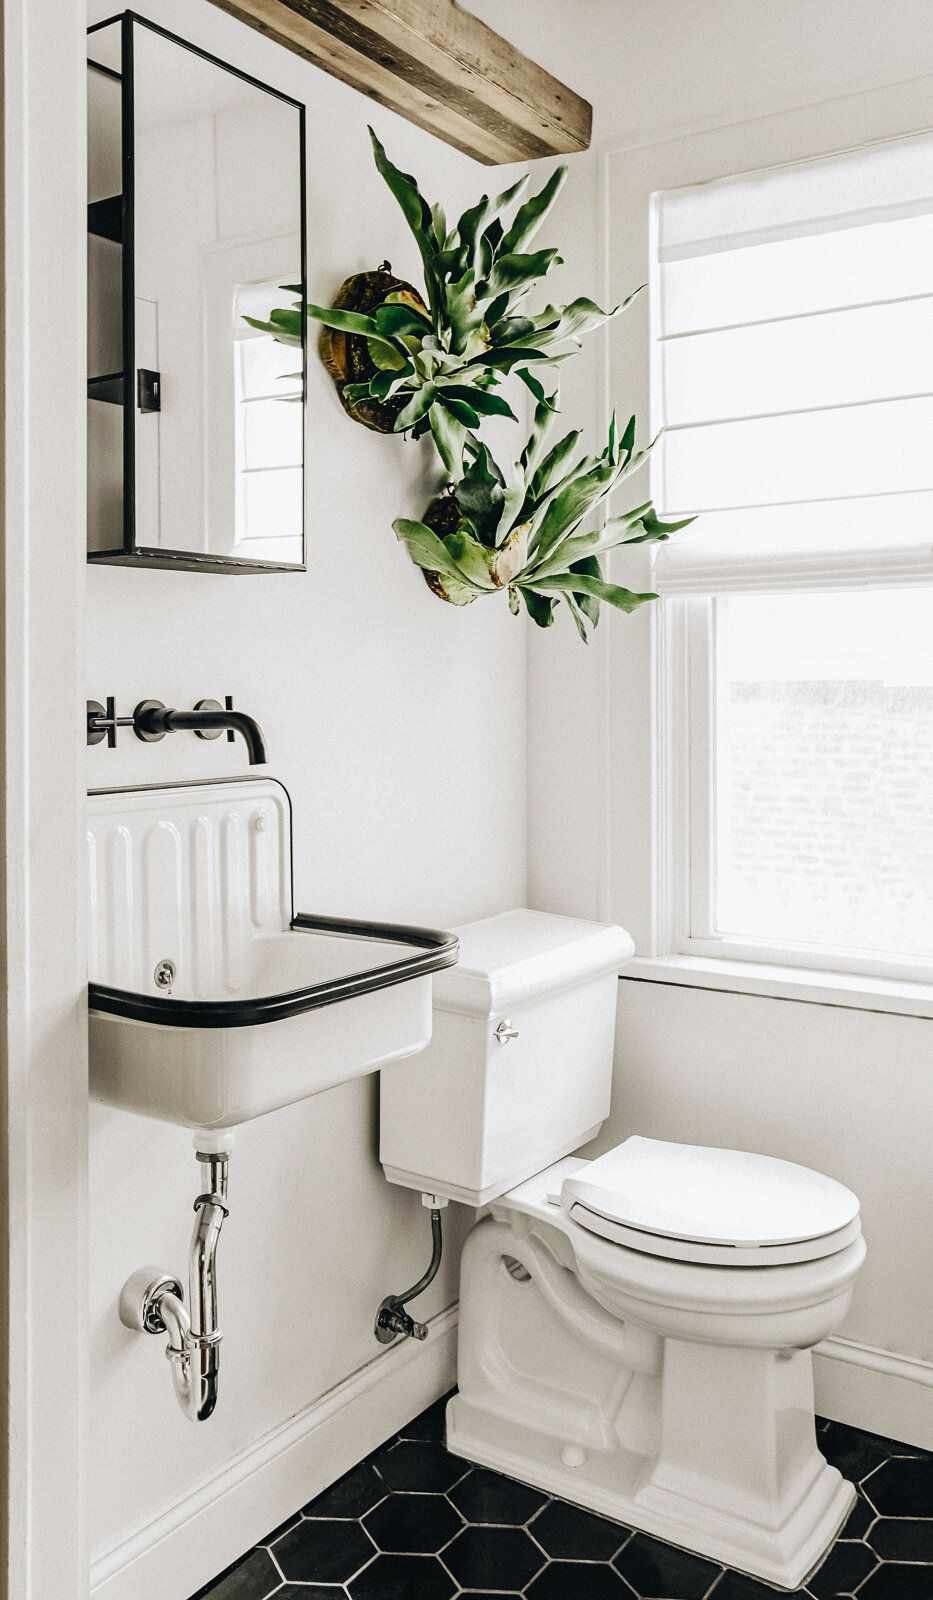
<box><xmin>87</xmin><ymin>695</ymin><xmax>134</xmax><ymax>748</ymax></box>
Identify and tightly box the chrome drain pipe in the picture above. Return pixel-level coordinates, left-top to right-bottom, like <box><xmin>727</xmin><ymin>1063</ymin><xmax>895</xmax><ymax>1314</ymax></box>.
<box><xmin>119</xmin><ymin>1140</ymin><xmax>231</xmax><ymax>1422</ymax></box>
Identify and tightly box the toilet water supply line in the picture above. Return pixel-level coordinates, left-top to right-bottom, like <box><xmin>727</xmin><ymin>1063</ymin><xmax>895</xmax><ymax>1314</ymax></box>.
<box><xmin>374</xmin><ymin>1194</ymin><xmax>447</xmax><ymax>1344</ymax></box>
<box><xmin>118</xmin><ymin>1137</ymin><xmax>231</xmax><ymax>1423</ymax></box>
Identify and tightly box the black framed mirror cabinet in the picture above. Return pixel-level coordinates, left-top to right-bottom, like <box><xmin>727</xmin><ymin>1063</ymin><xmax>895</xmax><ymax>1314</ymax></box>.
<box><xmin>87</xmin><ymin>12</ymin><xmax>307</xmax><ymax>572</ymax></box>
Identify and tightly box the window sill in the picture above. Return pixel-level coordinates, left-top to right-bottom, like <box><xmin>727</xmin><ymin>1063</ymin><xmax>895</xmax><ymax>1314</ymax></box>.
<box><xmin>623</xmin><ymin>954</ymin><xmax>933</xmax><ymax>1020</ymax></box>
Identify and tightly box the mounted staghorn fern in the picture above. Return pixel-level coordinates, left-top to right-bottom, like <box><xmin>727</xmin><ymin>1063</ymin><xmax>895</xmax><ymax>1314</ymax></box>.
<box><xmin>243</xmin><ymin>130</ymin><xmax>693</xmax><ymax>638</ymax></box>
<box><xmin>394</xmin><ymin>390</ymin><xmax>694</xmax><ymax>641</ymax></box>
<box><xmin>245</xmin><ymin>128</ymin><xmax>637</xmax><ymax>468</ymax></box>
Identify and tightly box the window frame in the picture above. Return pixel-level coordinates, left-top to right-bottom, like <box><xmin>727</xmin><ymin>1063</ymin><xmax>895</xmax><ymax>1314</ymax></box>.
<box><xmin>599</xmin><ymin>79</ymin><xmax>933</xmax><ymax>1019</ymax></box>
<box><xmin>233</xmin><ymin>296</ymin><xmax>304</xmax><ymax>561</ymax></box>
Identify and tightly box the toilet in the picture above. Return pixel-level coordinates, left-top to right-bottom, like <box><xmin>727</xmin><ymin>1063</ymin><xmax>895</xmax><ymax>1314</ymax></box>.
<box><xmin>379</xmin><ymin>910</ymin><xmax>866</xmax><ymax>1591</ymax></box>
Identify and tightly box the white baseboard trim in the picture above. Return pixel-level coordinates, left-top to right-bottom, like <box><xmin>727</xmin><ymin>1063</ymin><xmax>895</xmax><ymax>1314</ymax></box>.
<box><xmin>91</xmin><ymin>1306</ymin><xmax>459</xmax><ymax>1600</ymax></box>
<box><xmin>815</xmin><ymin>1334</ymin><xmax>933</xmax><ymax>1451</ymax></box>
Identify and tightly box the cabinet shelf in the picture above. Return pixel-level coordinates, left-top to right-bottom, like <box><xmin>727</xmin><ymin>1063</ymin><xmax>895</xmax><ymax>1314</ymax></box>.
<box><xmin>88</xmin><ymin>195</ymin><xmax>123</xmax><ymax>243</ymax></box>
<box><xmin>88</xmin><ymin>372</ymin><xmax>125</xmax><ymax>405</ymax></box>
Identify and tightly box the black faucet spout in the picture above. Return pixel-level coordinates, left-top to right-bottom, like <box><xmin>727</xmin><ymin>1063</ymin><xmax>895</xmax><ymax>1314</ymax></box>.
<box><xmin>133</xmin><ymin>701</ymin><xmax>267</xmax><ymax>764</ymax></box>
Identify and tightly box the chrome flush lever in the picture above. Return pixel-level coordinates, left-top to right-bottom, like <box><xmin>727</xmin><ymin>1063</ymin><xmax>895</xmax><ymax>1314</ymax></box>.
<box><xmin>495</xmin><ymin>1018</ymin><xmax>520</xmax><ymax>1044</ymax></box>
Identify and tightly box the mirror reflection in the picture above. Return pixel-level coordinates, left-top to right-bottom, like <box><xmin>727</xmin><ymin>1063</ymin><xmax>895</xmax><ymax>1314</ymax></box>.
<box><xmin>87</xmin><ymin>16</ymin><xmax>306</xmax><ymax>571</ymax></box>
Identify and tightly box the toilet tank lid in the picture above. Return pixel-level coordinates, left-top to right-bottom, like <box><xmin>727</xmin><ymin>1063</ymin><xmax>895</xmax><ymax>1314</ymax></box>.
<box><xmin>431</xmin><ymin>909</ymin><xmax>634</xmax><ymax>1018</ymax></box>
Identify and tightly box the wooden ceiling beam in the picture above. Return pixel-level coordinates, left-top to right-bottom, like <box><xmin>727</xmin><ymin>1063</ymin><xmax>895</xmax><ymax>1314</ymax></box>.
<box><xmin>206</xmin><ymin>0</ymin><xmax>592</xmax><ymax>165</ymax></box>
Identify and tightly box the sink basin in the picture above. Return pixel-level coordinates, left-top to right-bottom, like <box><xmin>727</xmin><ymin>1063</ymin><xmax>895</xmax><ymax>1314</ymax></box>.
<box><xmin>87</xmin><ymin>778</ymin><xmax>458</xmax><ymax>1128</ymax></box>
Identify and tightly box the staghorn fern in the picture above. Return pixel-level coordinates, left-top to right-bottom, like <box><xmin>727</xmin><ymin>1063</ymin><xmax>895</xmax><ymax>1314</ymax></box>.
<box><xmin>394</xmin><ymin>388</ymin><xmax>694</xmax><ymax>640</ymax></box>
<box><xmin>244</xmin><ymin>129</ymin><xmax>638</xmax><ymax>476</ymax></box>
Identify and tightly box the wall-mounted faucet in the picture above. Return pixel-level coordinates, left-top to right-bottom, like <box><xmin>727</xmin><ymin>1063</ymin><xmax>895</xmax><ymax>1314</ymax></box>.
<box><xmin>87</xmin><ymin>696</ymin><xmax>267</xmax><ymax>765</ymax></box>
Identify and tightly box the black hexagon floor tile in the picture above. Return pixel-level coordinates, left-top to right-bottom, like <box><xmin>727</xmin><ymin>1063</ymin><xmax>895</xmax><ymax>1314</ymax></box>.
<box><xmin>838</xmin><ymin>1492</ymin><xmax>875</xmax><ymax>1539</ymax></box>
<box><xmin>347</xmin><ymin>1552</ymin><xmax>456</xmax><ymax>1599</ymax></box>
<box><xmin>189</xmin><ymin>1546</ymin><xmax>281</xmax><ymax>1600</ymax></box>
<box><xmin>277</xmin><ymin>1589</ymin><xmax>348</xmax><ymax>1599</ymax></box>
<box><xmin>443</xmin><ymin>1524</ymin><xmax>545</xmax><ymax>1589</ymax></box>
<box><xmin>274</xmin><ymin>1516</ymin><xmax>375</xmax><ymax>1584</ymax></box>
<box><xmin>185</xmin><ymin>1401</ymin><xmax>933</xmax><ymax>1600</ymax></box>
<box><xmin>860</xmin><ymin>1565</ymin><xmax>933</xmax><ymax>1600</ymax></box>
<box><xmin>363</xmin><ymin>1491</ymin><xmax>463</xmax><ymax>1553</ymax></box>
<box><xmin>710</xmin><ymin>1573</ymin><xmax>807</xmax><ymax>1599</ymax></box>
<box><xmin>304</xmin><ymin>1460</ymin><xmax>387</xmax><ymax>1519</ymax></box>
<box><xmin>863</xmin><ymin>1454</ymin><xmax>933</xmax><ymax>1515</ymax></box>
<box><xmin>449</xmin><ymin>1466</ymin><xmax>547</xmax><ymax>1525</ymax></box>
<box><xmin>807</xmin><ymin>1538</ymin><xmax>878</xmax><ymax>1597</ymax></box>
<box><xmin>531</xmin><ymin>1499</ymin><xmax>630</xmax><ymax>1561</ymax></box>
<box><xmin>396</xmin><ymin>1394</ymin><xmax>450</xmax><ymax>1442</ymax></box>
<box><xmin>869</xmin><ymin>1515</ymin><xmax>933</xmax><ymax>1561</ymax></box>
<box><xmin>526</xmin><ymin>1561</ymin><xmax>635</xmax><ymax>1599</ymax></box>
<box><xmin>256</xmin><ymin>1509</ymin><xmax>302</xmax><ymax>1547</ymax></box>
<box><xmin>375</xmin><ymin>1439</ymin><xmax>468</xmax><ymax>1494</ymax></box>
<box><xmin>817</xmin><ymin>1420</ymin><xmax>901</xmax><ymax>1483</ymax></box>
<box><xmin>613</xmin><ymin>1531</ymin><xmax>721</xmax><ymax>1597</ymax></box>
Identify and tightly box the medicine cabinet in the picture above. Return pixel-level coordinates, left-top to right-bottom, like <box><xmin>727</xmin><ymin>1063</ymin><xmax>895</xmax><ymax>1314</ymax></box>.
<box><xmin>87</xmin><ymin>13</ymin><xmax>307</xmax><ymax>572</ymax></box>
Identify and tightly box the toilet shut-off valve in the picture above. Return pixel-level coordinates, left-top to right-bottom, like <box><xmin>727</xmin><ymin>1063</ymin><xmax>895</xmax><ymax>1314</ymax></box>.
<box><xmin>374</xmin><ymin>1194</ymin><xmax>446</xmax><ymax>1345</ymax></box>
<box><xmin>375</xmin><ymin>1303</ymin><xmax>430</xmax><ymax>1343</ymax></box>
<box><xmin>118</xmin><ymin>1139</ymin><xmax>231</xmax><ymax>1422</ymax></box>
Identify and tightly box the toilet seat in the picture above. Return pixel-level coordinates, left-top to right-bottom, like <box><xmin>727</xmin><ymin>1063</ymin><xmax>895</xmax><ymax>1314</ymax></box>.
<box><xmin>561</xmin><ymin>1136</ymin><xmax>861</xmax><ymax>1267</ymax></box>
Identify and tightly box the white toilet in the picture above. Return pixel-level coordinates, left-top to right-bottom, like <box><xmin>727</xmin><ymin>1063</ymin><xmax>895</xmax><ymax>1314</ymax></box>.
<box><xmin>380</xmin><ymin>910</ymin><xmax>866</xmax><ymax>1591</ymax></box>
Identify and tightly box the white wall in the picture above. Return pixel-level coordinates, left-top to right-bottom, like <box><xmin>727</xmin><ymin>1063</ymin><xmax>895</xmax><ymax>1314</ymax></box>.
<box><xmin>82</xmin><ymin>3</ymin><xmax>933</xmax><ymax>1587</ymax></box>
<box><xmin>523</xmin><ymin>150</ymin><xmax>612</xmax><ymax>919</ymax></box>
<box><xmin>85</xmin><ymin>1</ymin><xmax>527</xmax><ymax>1590</ymax></box>
<box><xmin>467</xmin><ymin>0</ymin><xmax>933</xmax><ymax>152</ymax></box>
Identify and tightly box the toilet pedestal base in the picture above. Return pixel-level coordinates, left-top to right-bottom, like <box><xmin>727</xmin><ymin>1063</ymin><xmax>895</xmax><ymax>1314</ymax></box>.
<box><xmin>450</xmin><ymin>1215</ymin><xmax>855</xmax><ymax>1591</ymax></box>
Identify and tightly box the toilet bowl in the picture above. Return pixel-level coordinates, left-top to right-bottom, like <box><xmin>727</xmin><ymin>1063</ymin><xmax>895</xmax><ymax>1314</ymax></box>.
<box><xmin>450</xmin><ymin>1152</ymin><xmax>863</xmax><ymax>1589</ymax></box>
<box><xmin>379</xmin><ymin>910</ymin><xmax>866</xmax><ymax>1590</ymax></box>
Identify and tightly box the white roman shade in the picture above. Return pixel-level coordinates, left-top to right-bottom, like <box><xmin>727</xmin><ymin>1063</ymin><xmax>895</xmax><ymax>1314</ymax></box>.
<box><xmin>650</xmin><ymin>129</ymin><xmax>933</xmax><ymax>592</ymax></box>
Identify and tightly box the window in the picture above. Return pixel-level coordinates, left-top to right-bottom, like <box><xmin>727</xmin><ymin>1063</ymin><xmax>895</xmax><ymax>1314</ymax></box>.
<box><xmin>651</xmin><ymin>132</ymin><xmax>933</xmax><ymax>982</ymax></box>
<box><xmin>234</xmin><ymin>280</ymin><xmax>303</xmax><ymax>562</ymax></box>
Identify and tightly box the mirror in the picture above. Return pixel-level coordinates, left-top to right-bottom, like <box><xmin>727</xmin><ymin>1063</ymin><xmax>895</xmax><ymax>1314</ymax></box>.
<box><xmin>87</xmin><ymin>14</ymin><xmax>306</xmax><ymax>572</ymax></box>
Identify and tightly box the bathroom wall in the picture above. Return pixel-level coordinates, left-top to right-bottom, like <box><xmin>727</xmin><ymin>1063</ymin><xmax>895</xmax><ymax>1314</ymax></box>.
<box><xmin>84</xmin><ymin>4</ymin><xmax>933</xmax><ymax>1588</ymax></box>
<box><xmin>84</xmin><ymin>2</ymin><xmax>528</xmax><ymax>1591</ymax></box>
<box><xmin>506</xmin><ymin>7</ymin><xmax>933</xmax><ymax>1448</ymax></box>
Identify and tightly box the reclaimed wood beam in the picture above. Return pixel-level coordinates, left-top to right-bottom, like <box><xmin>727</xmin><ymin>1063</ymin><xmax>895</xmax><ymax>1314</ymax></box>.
<box><xmin>206</xmin><ymin>0</ymin><xmax>592</xmax><ymax>165</ymax></box>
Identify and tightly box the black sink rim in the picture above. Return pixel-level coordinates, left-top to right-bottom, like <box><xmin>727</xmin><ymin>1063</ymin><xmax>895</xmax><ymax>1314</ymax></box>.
<box><xmin>88</xmin><ymin>912</ymin><xmax>459</xmax><ymax>1029</ymax></box>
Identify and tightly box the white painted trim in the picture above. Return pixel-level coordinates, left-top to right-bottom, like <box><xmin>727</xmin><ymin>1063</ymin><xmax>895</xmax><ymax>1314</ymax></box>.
<box><xmin>815</xmin><ymin>1335</ymin><xmax>933</xmax><ymax>1451</ymax></box>
<box><xmin>623</xmin><ymin>957</ymin><xmax>933</xmax><ymax>1020</ymax></box>
<box><xmin>90</xmin><ymin>1307</ymin><xmax>459</xmax><ymax>1600</ymax></box>
<box><xmin>594</xmin><ymin>147</ymin><xmax>614</xmax><ymax>926</ymax></box>
<box><xmin>3</xmin><ymin>1</ymin><xmax>88</xmax><ymax>1595</ymax></box>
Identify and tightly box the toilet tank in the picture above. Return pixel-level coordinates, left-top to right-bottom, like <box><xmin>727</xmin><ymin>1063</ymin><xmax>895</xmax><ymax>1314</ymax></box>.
<box><xmin>379</xmin><ymin>909</ymin><xmax>633</xmax><ymax>1206</ymax></box>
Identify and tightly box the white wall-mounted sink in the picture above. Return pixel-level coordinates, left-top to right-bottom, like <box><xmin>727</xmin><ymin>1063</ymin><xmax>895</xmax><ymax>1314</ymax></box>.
<box><xmin>87</xmin><ymin>779</ymin><xmax>458</xmax><ymax>1128</ymax></box>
